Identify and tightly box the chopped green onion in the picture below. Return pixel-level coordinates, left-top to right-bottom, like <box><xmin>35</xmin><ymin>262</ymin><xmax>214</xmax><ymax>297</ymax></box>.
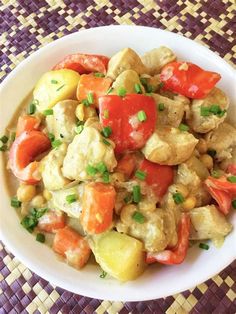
<box><xmin>43</xmin><ymin>109</ymin><xmax>53</xmax><ymax>116</ymax></box>
<box><xmin>56</xmin><ymin>84</ymin><xmax>65</xmax><ymax>92</ymax></box>
<box><xmin>32</xmin><ymin>207</ymin><xmax>48</xmax><ymax>219</ymax></box>
<box><xmin>48</xmin><ymin>133</ymin><xmax>55</xmax><ymax>142</ymax></box>
<box><xmin>21</xmin><ymin>216</ymin><xmax>37</xmax><ymax>233</ymax></box>
<box><xmin>103</xmin><ymin>109</ymin><xmax>109</xmax><ymax>119</ymax></box>
<box><xmin>106</xmin><ymin>87</ymin><xmax>114</xmax><ymax>94</ymax></box>
<box><xmin>134</xmin><ymin>83</ymin><xmax>142</xmax><ymax>94</ymax></box>
<box><xmin>207</xmin><ymin>149</ymin><xmax>217</xmax><ymax>158</ymax></box>
<box><xmin>135</xmin><ymin>170</ymin><xmax>146</xmax><ymax>181</ymax></box>
<box><xmin>11</xmin><ymin>197</ymin><xmax>21</xmax><ymax>208</ymax></box>
<box><xmin>132</xmin><ymin>211</ymin><xmax>145</xmax><ymax>224</ymax></box>
<box><xmin>137</xmin><ymin>110</ymin><xmax>147</xmax><ymax>122</ymax></box>
<box><xmin>51</xmin><ymin>79</ymin><xmax>58</xmax><ymax>84</ymax></box>
<box><xmin>101</xmin><ymin>126</ymin><xmax>112</xmax><ymax>138</ymax></box>
<box><xmin>100</xmin><ymin>270</ymin><xmax>107</xmax><ymax>278</ymax></box>
<box><xmin>158</xmin><ymin>103</ymin><xmax>165</xmax><ymax>111</ymax></box>
<box><xmin>140</xmin><ymin>77</ymin><xmax>147</xmax><ymax>85</ymax></box>
<box><xmin>86</xmin><ymin>164</ymin><xmax>98</xmax><ymax>176</ymax></box>
<box><xmin>0</xmin><ymin>145</ymin><xmax>8</xmax><ymax>152</ymax></box>
<box><xmin>211</xmin><ymin>170</ymin><xmax>220</xmax><ymax>178</ymax></box>
<box><xmin>118</xmin><ymin>87</ymin><xmax>127</xmax><ymax>97</ymax></box>
<box><xmin>52</xmin><ymin>139</ymin><xmax>62</xmax><ymax>149</ymax></box>
<box><xmin>0</xmin><ymin>135</ymin><xmax>8</xmax><ymax>144</ymax></box>
<box><xmin>172</xmin><ymin>192</ymin><xmax>184</xmax><ymax>204</ymax></box>
<box><xmin>87</xmin><ymin>92</ymin><xmax>94</xmax><ymax>105</ymax></box>
<box><xmin>232</xmin><ymin>199</ymin><xmax>236</xmax><ymax>209</ymax></box>
<box><xmin>227</xmin><ymin>176</ymin><xmax>236</xmax><ymax>183</ymax></box>
<box><xmin>66</xmin><ymin>194</ymin><xmax>77</xmax><ymax>204</ymax></box>
<box><xmin>199</xmin><ymin>243</ymin><xmax>209</xmax><ymax>250</ymax></box>
<box><xmin>82</xmin><ymin>99</ymin><xmax>90</xmax><ymax>107</ymax></box>
<box><xmin>200</xmin><ymin>106</ymin><xmax>210</xmax><ymax>117</ymax></box>
<box><xmin>36</xmin><ymin>233</ymin><xmax>45</xmax><ymax>243</ymax></box>
<box><xmin>102</xmin><ymin>138</ymin><xmax>111</xmax><ymax>146</ymax></box>
<box><xmin>209</xmin><ymin>104</ymin><xmax>221</xmax><ymax>115</ymax></box>
<box><xmin>96</xmin><ymin>162</ymin><xmax>107</xmax><ymax>174</ymax></box>
<box><xmin>133</xmin><ymin>185</ymin><xmax>141</xmax><ymax>203</ymax></box>
<box><xmin>124</xmin><ymin>194</ymin><xmax>133</xmax><ymax>204</ymax></box>
<box><xmin>75</xmin><ymin>125</ymin><xmax>84</xmax><ymax>134</ymax></box>
<box><xmin>27</xmin><ymin>100</ymin><xmax>38</xmax><ymax>115</ymax></box>
<box><xmin>178</xmin><ymin>123</ymin><xmax>189</xmax><ymax>132</ymax></box>
<box><xmin>146</xmin><ymin>84</ymin><xmax>154</xmax><ymax>93</ymax></box>
<box><xmin>103</xmin><ymin>172</ymin><xmax>110</xmax><ymax>183</ymax></box>
<box><xmin>159</xmin><ymin>82</ymin><xmax>165</xmax><ymax>89</ymax></box>
<box><xmin>217</xmin><ymin>109</ymin><xmax>226</xmax><ymax>117</ymax></box>
<box><xmin>94</xmin><ymin>72</ymin><xmax>105</xmax><ymax>78</ymax></box>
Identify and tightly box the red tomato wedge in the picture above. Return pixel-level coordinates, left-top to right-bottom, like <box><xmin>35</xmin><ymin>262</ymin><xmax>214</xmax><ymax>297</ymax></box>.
<box><xmin>116</xmin><ymin>154</ymin><xmax>137</xmax><ymax>179</ymax></box>
<box><xmin>139</xmin><ymin>159</ymin><xmax>174</xmax><ymax>198</ymax></box>
<box><xmin>9</xmin><ymin>131</ymin><xmax>51</xmax><ymax>184</ymax></box>
<box><xmin>53</xmin><ymin>53</ymin><xmax>109</xmax><ymax>74</ymax></box>
<box><xmin>99</xmin><ymin>94</ymin><xmax>157</xmax><ymax>154</ymax></box>
<box><xmin>53</xmin><ymin>226</ymin><xmax>91</xmax><ymax>269</ymax></box>
<box><xmin>80</xmin><ymin>182</ymin><xmax>116</xmax><ymax>234</ymax></box>
<box><xmin>77</xmin><ymin>74</ymin><xmax>112</xmax><ymax>107</ymax></box>
<box><xmin>16</xmin><ymin>116</ymin><xmax>40</xmax><ymax>137</ymax></box>
<box><xmin>146</xmin><ymin>214</ymin><xmax>190</xmax><ymax>265</ymax></box>
<box><xmin>205</xmin><ymin>176</ymin><xmax>236</xmax><ymax>214</ymax></box>
<box><xmin>160</xmin><ymin>62</ymin><xmax>221</xmax><ymax>99</ymax></box>
<box><xmin>38</xmin><ymin>210</ymin><xmax>66</xmax><ymax>233</ymax></box>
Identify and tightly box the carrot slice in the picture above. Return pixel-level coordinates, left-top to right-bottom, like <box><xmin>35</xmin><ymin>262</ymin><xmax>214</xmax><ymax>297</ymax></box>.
<box><xmin>80</xmin><ymin>182</ymin><xmax>116</xmax><ymax>234</ymax></box>
<box><xmin>116</xmin><ymin>154</ymin><xmax>137</xmax><ymax>179</ymax></box>
<box><xmin>38</xmin><ymin>210</ymin><xmax>66</xmax><ymax>233</ymax></box>
<box><xmin>76</xmin><ymin>74</ymin><xmax>112</xmax><ymax>107</ymax></box>
<box><xmin>53</xmin><ymin>226</ymin><xmax>91</xmax><ymax>269</ymax></box>
<box><xmin>16</xmin><ymin>116</ymin><xmax>40</xmax><ymax>137</ymax></box>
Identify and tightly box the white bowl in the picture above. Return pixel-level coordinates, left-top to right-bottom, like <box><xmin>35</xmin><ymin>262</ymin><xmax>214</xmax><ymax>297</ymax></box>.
<box><xmin>0</xmin><ymin>25</ymin><xmax>235</xmax><ymax>302</ymax></box>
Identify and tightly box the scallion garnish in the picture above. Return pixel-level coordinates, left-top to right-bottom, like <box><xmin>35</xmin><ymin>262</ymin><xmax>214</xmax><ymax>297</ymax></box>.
<box><xmin>103</xmin><ymin>109</ymin><xmax>109</xmax><ymax>119</ymax></box>
<box><xmin>0</xmin><ymin>135</ymin><xmax>8</xmax><ymax>144</ymax></box>
<box><xmin>133</xmin><ymin>185</ymin><xmax>141</xmax><ymax>203</ymax></box>
<box><xmin>135</xmin><ymin>170</ymin><xmax>146</xmax><ymax>181</ymax></box>
<box><xmin>75</xmin><ymin>125</ymin><xmax>84</xmax><ymax>134</ymax></box>
<box><xmin>137</xmin><ymin>110</ymin><xmax>147</xmax><ymax>122</ymax></box>
<box><xmin>52</xmin><ymin>139</ymin><xmax>62</xmax><ymax>149</ymax></box>
<box><xmin>66</xmin><ymin>194</ymin><xmax>77</xmax><ymax>204</ymax></box>
<box><xmin>11</xmin><ymin>197</ymin><xmax>21</xmax><ymax>208</ymax></box>
<box><xmin>51</xmin><ymin>79</ymin><xmax>58</xmax><ymax>84</ymax></box>
<box><xmin>200</xmin><ymin>106</ymin><xmax>210</xmax><ymax>117</ymax></box>
<box><xmin>28</xmin><ymin>100</ymin><xmax>38</xmax><ymax>115</ymax></box>
<box><xmin>132</xmin><ymin>211</ymin><xmax>145</xmax><ymax>224</ymax></box>
<box><xmin>158</xmin><ymin>103</ymin><xmax>165</xmax><ymax>111</ymax></box>
<box><xmin>86</xmin><ymin>164</ymin><xmax>98</xmax><ymax>176</ymax></box>
<box><xmin>21</xmin><ymin>207</ymin><xmax>48</xmax><ymax>233</ymax></box>
<box><xmin>100</xmin><ymin>270</ymin><xmax>107</xmax><ymax>278</ymax></box>
<box><xmin>102</xmin><ymin>138</ymin><xmax>111</xmax><ymax>146</ymax></box>
<box><xmin>124</xmin><ymin>194</ymin><xmax>133</xmax><ymax>204</ymax></box>
<box><xmin>43</xmin><ymin>109</ymin><xmax>53</xmax><ymax>116</ymax></box>
<box><xmin>199</xmin><ymin>243</ymin><xmax>209</xmax><ymax>250</ymax></box>
<box><xmin>232</xmin><ymin>199</ymin><xmax>236</xmax><ymax>209</ymax></box>
<box><xmin>106</xmin><ymin>87</ymin><xmax>114</xmax><ymax>94</ymax></box>
<box><xmin>96</xmin><ymin>162</ymin><xmax>107</xmax><ymax>174</ymax></box>
<box><xmin>94</xmin><ymin>72</ymin><xmax>105</xmax><ymax>78</ymax></box>
<box><xmin>209</xmin><ymin>104</ymin><xmax>221</xmax><ymax>114</ymax></box>
<box><xmin>101</xmin><ymin>126</ymin><xmax>112</xmax><ymax>138</ymax></box>
<box><xmin>82</xmin><ymin>99</ymin><xmax>90</xmax><ymax>107</ymax></box>
<box><xmin>146</xmin><ymin>84</ymin><xmax>154</xmax><ymax>93</ymax></box>
<box><xmin>227</xmin><ymin>175</ymin><xmax>236</xmax><ymax>183</ymax></box>
<box><xmin>36</xmin><ymin>233</ymin><xmax>45</xmax><ymax>243</ymax></box>
<box><xmin>48</xmin><ymin>133</ymin><xmax>55</xmax><ymax>142</ymax></box>
<box><xmin>103</xmin><ymin>172</ymin><xmax>110</xmax><ymax>183</ymax></box>
<box><xmin>0</xmin><ymin>145</ymin><xmax>8</xmax><ymax>152</ymax></box>
<box><xmin>134</xmin><ymin>83</ymin><xmax>142</xmax><ymax>94</ymax></box>
<box><xmin>140</xmin><ymin>77</ymin><xmax>147</xmax><ymax>85</ymax></box>
<box><xmin>178</xmin><ymin>123</ymin><xmax>189</xmax><ymax>132</ymax></box>
<box><xmin>118</xmin><ymin>87</ymin><xmax>127</xmax><ymax>97</ymax></box>
<box><xmin>56</xmin><ymin>84</ymin><xmax>65</xmax><ymax>92</ymax></box>
<box><xmin>172</xmin><ymin>192</ymin><xmax>184</xmax><ymax>204</ymax></box>
<box><xmin>87</xmin><ymin>92</ymin><xmax>94</xmax><ymax>105</ymax></box>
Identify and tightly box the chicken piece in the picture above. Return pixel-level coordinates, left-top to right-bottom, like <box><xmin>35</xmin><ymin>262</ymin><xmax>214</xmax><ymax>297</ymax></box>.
<box><xmin>107</xmin><ymin>48</ymin><xmax>147</xmax><ymax>80</ymax></box>
<box><xmin>112</xmin><ymin>70</ymin><xmax>145</xmax><ymax>94</ymax></box>
<box><xmin>40</xmin><ymin>143</ymin><xmax>70</xmax><ymax>191</ymax></box>
<box><xmin>152</xmin><ymin>93</ymin><xmax>186</xmax><ymax>127</ymax></box>
<box><xmin>142</xmin><ymin>126</ymin><xmax>198</xmax><ymax>165</ymax></box>
<box><xmin>46</xmin><ymin>100</ymin><xmax>79</xmax><ymax>142</ymax></box>
<box><xmin>62</xmin><ymin>126</ymin><xmax>117</xmax><ymax>180</ymax></box>
<box><xmin>189</xmin><ymin>205</ymin><xmax>232</xmax><ymax>241</ymax></box>
<box><xmin>141</xmin><ymin>46</ymin><xmax>176</xmax><ymax>75</ymax></box>
<box><xmin>205</xmin><ymin>122</ymin><xmax>236</xmax><ymax>161</ymax></box>
<box><xmin>186</xmin><ymin>87</ymin><xmax>229</xmax><ymax>133</ymax></box>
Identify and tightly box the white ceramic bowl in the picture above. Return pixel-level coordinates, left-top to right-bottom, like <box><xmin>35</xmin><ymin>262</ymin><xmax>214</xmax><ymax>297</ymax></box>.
<box><xmin>0</xmin><ymin>25</ymin><xmax>235</xmax><ymax>302</ymax></box>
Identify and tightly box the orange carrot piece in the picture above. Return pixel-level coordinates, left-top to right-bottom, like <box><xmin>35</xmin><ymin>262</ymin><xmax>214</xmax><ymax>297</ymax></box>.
<box><xmin>76</xmin><ymin>74</ymin><xmax>112</xmax><ymax>107</ymax></box>
<box><xmin>116</xmin><ymin>154</ymin><xmax>137</xmax><ymax>179</ymax></box>
<box><xmin>53</xmin><ymin>226</ymin><xmax>91</xmax><ymax>269</ymax></box>
<box><xmin>38</xmin><ymin>210</ymin><xmax>66</xmax><ymax>233</ymax></box>
<box><xmin>80</xmin><ymin>182</ymin><xmax>116</xmax><ymax>234</ymax></box>
<box><xmin>16</xmin><ymin>116</ymin><xmax>40</xmax><ymax>137</ymax></box>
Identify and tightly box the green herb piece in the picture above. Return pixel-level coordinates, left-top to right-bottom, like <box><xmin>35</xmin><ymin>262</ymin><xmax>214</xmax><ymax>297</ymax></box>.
<box><xmin>66</xmin><ymin>194</ymin><xmax>77</xmax><ymax>204</ymax></box>
<box><xmin>207</xmin><ymin>149</ymin><xmax>217</xmax><ymax>158</ymax></box>
<box><xmin>0</xmin><ymin>145</ymin><xmax>8</xmax><ymax>152</ymax></box>
<box><xmin>178</xmin><ymin>123</ymin><xmax>189</xmax><ymax>132</ymax></box>
<box><xmin>135</xmin><ymin>170</ymin><xmax>147</xmax><ymax>181</ymax></box>
<box><xmin>82</xmin><ymin>99</ymin><xmax>90</xmax><ymax>107</ymax></box>
<box><xmin>106</xmin><ymin>87</ymin><xmax>114</xmax><ymax>94</ymax></box>
<box><xmin>48</xmin><ymin>133</ymin><xmax>55</xmax><ymax>142</ymax></box>
<box><xmin>52</xmin><ymin>139</ymin><xmax>62</xmax><ymax>149</ymax></box>
<box><xmin>94</xmin><ymin>72</ymin><xmax>105</xmax><ymax>78</ymax></box>
<box><xmin>30</xmin><ymin>207</ymin><xmax>48</xmax><ymax>219</ymax></box>
<box><xmin>27</xmin><ymin>100</ymin><xmax>38</xmax><ymax>115</ymax></box>
<box><xmin>21</xmin><ymin>216</ymin><xmax>37</xmax><ymax>233</ymax></box>
<box><xmin>103</xmin><ymin>109</ymin><xmax>109</xmax><ymax>119</ymax></box>
<box><xmin>103</xmin><ymin>172</ymin><xmax>110</xmax><ymax>183</ymax></box>
<box><xmin>102</xmin><ymin>138</ymin><xmax>111</xmax><ymax>146</ymax></box>
<box><xmin>124</xmin><ymin>194</ymin><xmax>133</xmax><ymax>204</ymax></box>
<box><xmin>209</xmin><ymin>104</ymin><xmax>221</xmax><ymax>115</ymax></box>
<box><xmin>200</xmin><ymin>106</ymin><xmax>210</xmax><ymax>117</ymax></box>
<box><xmin>158</xmin><ymin>103</ymin><xmax>165</xmax><ymax>111</ymax></box>
<box><xmin>87</xmin><ymin>92</ymin><xmax>94</xmax><ymax>105</ymax></box>
<box><xmin>118</xmin><ymin>87</ymin><xmax>127</xmax><ymax>97</ymax></box>
<box><xmin>0</xmin><ymin>135</ymin><xmax>8</xmax><ymax>144</ymax></box>
<box><xmin>140</xmin><ymin>77</ymin><xmax>147</xmax><ymax>85</ymax></box>
<box><xmin>56</xmin><ymin>84</ymin><xmax>65</xmax><ymax>92</ymax></box>
<box><xmin>146</xmin><ymin>84</ymin><xmax>154</xmax><ymax>93</ymax></box>
<box><xmin>86</xmin><ymin>164</ymin><xmax>98</xmax><ymax>176</ymax></box>
<box><xmin>43</xmin><ymin>109</ymin><xmax>53</xmax><ymax>116</ymax></box>
<box><xmin>132</xmin><ymin>211</ymin><xmax>145</xmax><ymax>224</ymax></box>
<box><xmin>96</xmin><ymin>162</ymin><xmax>107</xmax><ymax>174</ymax></box>
<box><xmin>159</xmin><ymin>82</ymin><xmax>165</xmax><ymax>89</ymax></box>
<box><xmin>211</xmin><ymin>170</ymin><xmax>220</xmax><ymax>178</ymax></box>
<box><xmin>217</xmin><ymin>109</ymin><xmax>226</xmax><ymax>117</ymax></box>
<box><xmin>227</xmin><ymin>176</ymin><xmax>236</xmax><ymax>183</ymax></box>
<box><xmin>100</xmin><ymin>271</ymin><xmax>107</xmax><ymax>278</ymax></box>
<box><xmin>133</xmin><ymin>185</ymin><xmax>141</xmax><ymax>203</ymax></box>
<box><xmin>199</xmin><ymin>243</ymin><xmax>209</xmax><ymax>250</ymax></box>
<box><xmin>134</xmin><ymin>83</ymin><xmax>142</xmax><ymax>94</ymax></box>
<box><xmin>172</xmin><ymin>192</ymin><xmax>184</xmax><ymax>204</ymax></box>
<box><xmin>232</xmin><ymin>199</ymin><xmax>236</xmax><ymax>209</ymax></box>
<box><xmin>51</xmin><ymin>79</ymin><xmax>58</xmax><ymax>84</ymax></box>
<box><xmin>75</xmin><ymin>125</ymin><xmax>84</xmax><ymax>134</ymax></box>
<box><xmin>11</xmin><ymin>197</ymin><xmax>21</xmax><ymax>208</ymax></box>
<box><xmin>137</xmin><ymin>110</ymin><xmax>147</xmax><ymax>122</ymax></box>
<box><xmin>36</xmin><ymin>233</ymin><xmax>45</xmax><ymax>243</ymax></box>
<box><xmin>101</xmin><ymin>126</ymin><xmax>112</xmax><ymax>138</ymax></box>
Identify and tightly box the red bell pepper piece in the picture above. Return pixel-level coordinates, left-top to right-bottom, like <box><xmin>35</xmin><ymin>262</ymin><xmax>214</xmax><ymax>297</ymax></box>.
<box><xmin>53</xmin><ymin>53</ymin><xmax>109</xmax><ymax>74</ymax></box>
<box><xmin>227</xmin><ymin>164</ymin><xmax>236</xmax><ymax>176</ymax></box>
<box><xmin>38</xmin><ymin>210</ymin><xmax>66</xmax><ymax>233</ymax></box>
<box><xmin>160</xmin><ymin>62</ymin><xmax>221</xmax><ymax>99</ymax></box>
<box><xmin>146</xmin><ymin>214</ymin><xmax>190</xmax><ymax>265</ymax></box>
<box><xmin>16</xmin><ymin>116</ymin><xmax>40</xmax><ymax>137</ymax></box>
<box><xmin>99</xmin><ymin>94</ymin><xmax>157</xmax><ymax>154</ymax></box>
<box><xmin>139</xmin><ymin>159</ymin><xmax>174</xmax><ymax>198</ymax></box>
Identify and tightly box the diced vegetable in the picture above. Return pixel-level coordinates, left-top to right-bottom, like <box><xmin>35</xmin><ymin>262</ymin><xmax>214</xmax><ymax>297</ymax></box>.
<box><xmin>160</xmin><ymin>62</ymin><xmax>221</xmax><ymax>99</ymax></box>
<box><xmin>36</xmin><ymin>233</ymin><xmax>45</xmax><ymax>243</ymax></box>
<box><xmin>38</xmin><ymin>210</ymin><xmax>66</xmax><ymax>233</ymax></box>
<box><xmin>80</xmin><ymin>182</ymin><xmax>116</xmax><ymax>234</ymax></box>
<box><xmin>116</xmin><ymin>154</ymin><xmax>136</xmax><ymax>179</ymax></box>
<box><xmin>227</xmin><ymin>164</ymin><xmax>236</xmax><ymax>175</ymax></box>
<box><xmin>91</xmin><ymin>231</ymin><xmax>146</xmax><ymax>281</ymax></box>
<box><xmin>16</xmin><ymin>116</ymin><xmax>40</xmax><ymax>137</ymax></box>
<box><xmin>53</xmin><ymin>226</ymin><xmax>91</xmax><ymax>269</ymax></box>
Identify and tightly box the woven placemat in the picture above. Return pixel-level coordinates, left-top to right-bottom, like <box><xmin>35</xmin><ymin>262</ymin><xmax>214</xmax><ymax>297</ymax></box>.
<box><xmin>0</xmin><ymin>0</ymin><xmax>235</xmax><ymax>313</ymax></box>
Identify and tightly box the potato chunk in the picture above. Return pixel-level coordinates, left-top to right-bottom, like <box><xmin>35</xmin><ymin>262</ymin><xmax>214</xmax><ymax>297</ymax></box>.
<box><xmin>142</xmin><ymin>127</ymin><xmax>198</xmax><ymax>165</ymax></box>
<box><xmin>186</xmin><ymin>87</ymin><xmax>229</xmax><ymax>133</ymax></box>
<box><xmin>107</xmin><ymin>48</ymin><xmax>147</xmax><ymax>80</ymax></box>
<box><xmin>141</xmin><ymin>46</ymin><xmax>176</xmax><ymax>75</ymax></box>
<box><xmin>91</xmin><ymin>231</ymin><xmax>146</xmax><ymax>281</ymax></box>
<box><xmin>112</xmin><ymin>70</ymin><xmax>145</xmax><ymax>94</ymax></box>
<box><xmin>33</xmin><ymin>69</ymin><xmax>80</xmax><ymax>112</ymax></box>
<box><xmin>62</xmin><ymin>126</ymin><xmax>117</xmax><ymax>180</ymax></box>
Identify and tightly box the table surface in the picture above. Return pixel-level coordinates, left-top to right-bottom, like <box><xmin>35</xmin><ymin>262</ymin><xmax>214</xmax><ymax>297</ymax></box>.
<box><xmin>0</xmin><ymin>0</ymin><xmax>235</xmax><ymax>313</ymax></box>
